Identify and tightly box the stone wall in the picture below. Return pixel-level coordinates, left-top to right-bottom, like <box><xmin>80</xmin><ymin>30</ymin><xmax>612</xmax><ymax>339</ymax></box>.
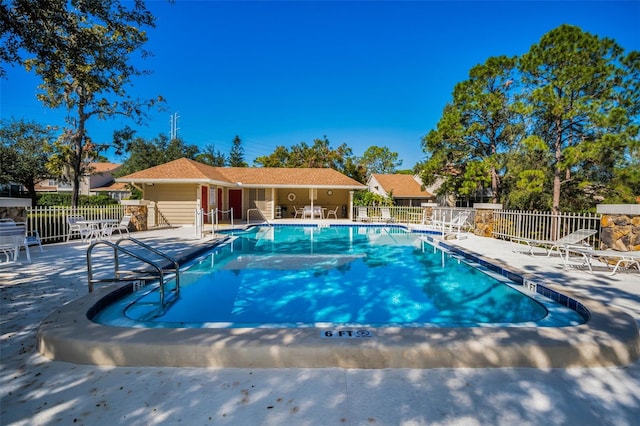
<box><xmin>123</xmin><ymin>204</ymin><xmax>148</xmax><ymax>231</ymax></box>
<box><xmin>0</xmin><ymin>198</ymin><xmax>30</xmax><ymax>222</ymax></box>
<box><xmin>600</xmin><ymin>214</ymin><xmax>640</xmax><ymax>251</ymax></box>
<box><xmin>0</xmin><ymin>206</ymin><xmax>27</xmax><ymax>222</ymax></box>
<box><xmin>597</xmin><ymin>204</ymin><xmax>640</xmax><ymax>251</ymax></box>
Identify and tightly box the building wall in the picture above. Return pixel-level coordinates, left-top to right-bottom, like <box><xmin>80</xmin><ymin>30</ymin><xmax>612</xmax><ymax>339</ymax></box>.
<box><xmin>145</xmin><ymin>184</ymin><xmax>198</xmax><ymax>225</ymax></box>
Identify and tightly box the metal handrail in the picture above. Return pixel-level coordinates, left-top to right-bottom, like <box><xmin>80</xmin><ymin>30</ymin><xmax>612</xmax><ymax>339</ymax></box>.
<box><xmin>86</xmin><ymin>237</ymin><xmax>180</xmax><ymax>308</ymax></box>
<box><xmin>247</xmin><ymin>208</ymin><xmax>270</xmax><ymax>225</ymax></box>
<box><xmin>116</xmin><ymin>236</ymin><xmax>180</xmax><ymax>293</ymax></box>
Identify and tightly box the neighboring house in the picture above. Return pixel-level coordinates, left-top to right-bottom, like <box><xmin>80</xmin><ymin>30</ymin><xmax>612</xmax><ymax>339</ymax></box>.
<box><xmin>116</xmin><ymin>157</ymin><xmax>367</xmax><ymax>225</ymax></box>
<box><xmin>91</xmin><ymin>182</ymin><xmax>131</xmax><ymax>202</ymax></box>
<box><xmin>35</xmin><ymin>162</ymin><xmax>130</xmax><ymax>199</ymax></box>
<box><xmin>367</xmin><ymin>174</ymin><xmax>437</xmax><ymax>206</ymax></box>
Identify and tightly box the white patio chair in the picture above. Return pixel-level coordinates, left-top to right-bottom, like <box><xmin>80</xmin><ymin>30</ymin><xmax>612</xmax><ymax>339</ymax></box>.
<box><xmin>433</xmin><ymin>210</ymin><xmax>471</xmax><ymax>235</ymax></box>
<box><xmin>293</xmin><ymin>207</ymin><xmax>304</xmax><ymax>219</ymax></box>
<box><xmin>66</xmin><ymin>216</ymin><xmax>92</xmax><ymax>242</ymax></box>
<box><xmin>103</xmin><ymin>215</ymin><xmax>132</xmax><ymax>240</ymax></box>
<box><xmin>380</xmin><ymin>208</ymin><xmax>395</xmax><ymax>223</ymax></box>
<box><xmin>356</xmin><ymin>207</ymin><xmax>370</xmax><ymax>222</ymax></box>
<box><xmin>326</xmin><ymin>206</ymin><xmax>339</xmax><ymax>219</ymax></box>
<box><xmin>24</xmin><ymin>229</ymin><xmax>43</xmax><ymax>253</ymax></box>
<box><xmin>0</xmin><ymin>220</ymin><xmax>32</xmax><ymax>263</ymax></box>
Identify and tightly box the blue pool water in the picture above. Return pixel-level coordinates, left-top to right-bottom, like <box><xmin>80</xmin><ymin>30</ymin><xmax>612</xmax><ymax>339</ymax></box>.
<box><xmin>93</xmin><ymin>225</ymin><xmax>586</xmax><ymax>328</ymax></box>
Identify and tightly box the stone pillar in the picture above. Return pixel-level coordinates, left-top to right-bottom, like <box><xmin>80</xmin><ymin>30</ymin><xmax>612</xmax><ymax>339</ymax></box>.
<box><xmin>121</xmin><ymin>200</ymin><xmax>150</xmax><ymax>231</ymax></box>
<box><xmin>597</xmin><ymin>204</ymin><xmax>640</xmax><ymax>251</ymax></box>
<box><xmin>420</xmin><ymin>202</ymin><xmax>438</xmax><ymax>224</ymax></box>
<box><xmin>473</xmin><ymin>203</ymin><xmax>503</xmax><ymax>237</ymax></box>
<box><xmin>0</xmin><ymin>198</ymin><xmax>30</xmax><ymax>222</ymax></box>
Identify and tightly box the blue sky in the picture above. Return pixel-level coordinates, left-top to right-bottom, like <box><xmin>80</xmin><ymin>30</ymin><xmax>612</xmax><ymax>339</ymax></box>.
<box><xmin>2</xmin><ymin>1</ymin><xmax>639</xmax><ymax>169</ymax></box>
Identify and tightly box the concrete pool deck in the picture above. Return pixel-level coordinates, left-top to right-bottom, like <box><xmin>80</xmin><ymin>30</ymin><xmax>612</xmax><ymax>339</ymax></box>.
<box><xmin>2</xmin><ymin>223</ymin><xmax>640</xmax><ymax>424</ymax></box>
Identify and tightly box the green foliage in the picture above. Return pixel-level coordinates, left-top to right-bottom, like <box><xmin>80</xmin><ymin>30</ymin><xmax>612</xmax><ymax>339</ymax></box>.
<box><xmin>114</xmin><ymin>133</ymin><xmax>199</xmax><ymax>177</ymax></box>
<box><xmin>195</xmin><ymin>144</ymin><xmax>226</xmax><ymax>166</ymax></box>
<box><xmin>228</xmin><ymin>135</ymin><xmax>247</xmax><ymax>167</ymax></box>
<box><xmin>353</xmin><ymin>190</ymin><xmax>394</xmax><ymax>206</ymax></box>
<box><xmin>420</xmin><ymin>25</ymin><xmax>639</xmax><ymax>211</ymax></box>
<box><xmin>420</xmin><ymin>55</ymin><xmax>521</xmax><ymax>203</ymax></box>
<box><xmin>359</xmin><ymin>146</ymin><xmax>402</xmax><ymax>175</ymax></box>
<box><xmin>0</xmin><ymin>118</ymin><xmax>56</xmax><ymax>206</ymax></box>
<box><xmin>518</xmin><ymin>24</ymin><xmax>639</xmax><ymax>212</ymax></box>
<box><xmin>2</xmin><ymin>0</ymin><xmax>163</xmax><ymax>206</ymax></box>
<box><xmin>253</xmin><ymin>136</ymin><xmax>366</xmax><ymax>181</ymax></box>
<box><xmin>36</xmin><ymin>193</ymin><xmax>119</xmax><ymax>206</ymax></box>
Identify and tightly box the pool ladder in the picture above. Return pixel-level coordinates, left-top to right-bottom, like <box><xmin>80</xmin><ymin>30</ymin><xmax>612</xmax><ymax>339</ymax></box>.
<box><xmin>86</xmin><ymin>237</ymin><xmax>180</xmax><ymax>309</ymax></box>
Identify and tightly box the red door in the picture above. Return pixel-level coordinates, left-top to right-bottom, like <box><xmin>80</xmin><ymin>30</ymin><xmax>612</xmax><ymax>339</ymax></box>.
<box><xmin>217</xmin><ymin>188</ymin><xmax>223</xmax><ymax>220</ymax></box>
<box><xmin>228</xmin><ymin>189</ymin><xmax>242</xmax><ymax>219</ymax></box>
<box><xmin>201</xmin><ymin>186</ymin><xmax>209</xmax><ymax>223</ymax></box>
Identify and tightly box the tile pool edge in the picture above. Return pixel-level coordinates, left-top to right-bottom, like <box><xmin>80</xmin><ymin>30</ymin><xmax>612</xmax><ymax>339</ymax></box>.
<box><xmin>38</xmin><ymin>278</ymin><xmax>640</xmax><ymax>369</ymax></box>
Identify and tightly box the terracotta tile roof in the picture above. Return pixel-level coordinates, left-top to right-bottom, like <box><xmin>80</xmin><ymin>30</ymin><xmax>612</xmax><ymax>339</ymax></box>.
<box><xmin>118</xmin><ymin>158</ymin><xmax>227</xmax><ymax>182</ymax></box>
<box><xmin>371</xmin><ymin>174</ymin><xmax>433</xmax><ymax>198</ymax></box>
<box><xmin>219</xmin><ymin>167</ymin><xmax>365</xmax><ymax>188</ymax></box>
<box><xmin>117</xmin><ymin>158</ymin><xmax>366</xmax><ymax>188</ymax></box>
<box><xmin>92</xmin><ymin>182</ymin><xmax>130</xmax><ymax>191</ymax></box>
<box><xmin>88</xmin><ymin>162</ymin><xmax>121</xmax><ymax>174</ymax></box>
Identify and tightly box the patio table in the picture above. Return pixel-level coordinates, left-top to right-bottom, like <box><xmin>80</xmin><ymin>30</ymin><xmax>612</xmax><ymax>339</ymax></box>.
<box><xmin>77</xmin><ymin>219</ymin><xmax>118</xmax><ymax>243</ymax></box>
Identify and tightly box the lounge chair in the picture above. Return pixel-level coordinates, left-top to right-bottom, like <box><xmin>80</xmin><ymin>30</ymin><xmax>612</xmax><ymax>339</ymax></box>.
<box><xmin>379</xmin><ymin>208</ymin><xmax>395</xmax><ymax>223</ymax></box>
<box><xmin>568</xmin><ymin>248</ymin><xmax>640</xmax><ymax>275</ymax></box>
<box><xmin>103</xmin><ymin>215</ymin><xmax>132</xmax><ymax>240</ymax></box>
<box><xmin>356</xmin><ymin>207</ymin><xmax>370</xmax><ymax>222</ymax></box>
<box><xmin>293</xmin><ymin>207</ymin><xmax>304</xmax><ymax>219</ymax></box>
<box><xmin>510</xmin><ymin>228</ymin><xmax>597</xmax><ymax>258</ymax></box>
<box><xmin>432</xmin><ymin>210</ymin><xmax>471</xmax><ymax>234</ymax></box>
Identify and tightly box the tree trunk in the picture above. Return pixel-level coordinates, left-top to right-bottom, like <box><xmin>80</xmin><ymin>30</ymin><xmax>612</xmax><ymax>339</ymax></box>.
<box><xmin>552</xmin><ymin>121</ymin><xmax>563</xmax><ymax>215</ymax></box>
<box><xmin>491</xmin><ymin>166</ymin><xmax>499</xmax><ymax>203</ymax></box>
<box><xmin>26</xmin><ymin>182</ymin><xmax>37</xmax><ymax>208</ymax></box>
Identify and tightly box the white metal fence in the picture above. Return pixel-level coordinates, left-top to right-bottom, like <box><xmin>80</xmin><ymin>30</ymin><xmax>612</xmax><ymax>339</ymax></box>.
<box><xmin>24</xmin><ymin>204</ymin><xmax>602</xmax><ymax>247</ymax></box>
<box><xmin>352</xmin><ymin>206</ymin><xmax>476</xmax><ymax>227</ymax></box>
<box><xmin>492</xmin><ymin>210</ymin><xmax>602</xmax><ymax>247</ymax></box>
<box><xmin>26</xmin><ymin>205</ymin><xmax>125</xmax><ymax>243</ymax></box>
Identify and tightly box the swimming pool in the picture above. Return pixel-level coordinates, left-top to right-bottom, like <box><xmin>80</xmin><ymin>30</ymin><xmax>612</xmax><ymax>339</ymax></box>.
<box><xmin>92</xmin><ymin>225</ymin><xmax>585</xmax><ymax>328</ymax></box>
<box><xmin>38</xmin><ymin>224</ymin><xmax>640</xmax><ymax>368</ymax></box>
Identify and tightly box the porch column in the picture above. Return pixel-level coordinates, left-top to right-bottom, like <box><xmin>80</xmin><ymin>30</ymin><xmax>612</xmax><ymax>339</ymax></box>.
<box><xmin>349</xmin><ymin>191</ymin><xmax>354</xmax><ymax>220</ymax></box>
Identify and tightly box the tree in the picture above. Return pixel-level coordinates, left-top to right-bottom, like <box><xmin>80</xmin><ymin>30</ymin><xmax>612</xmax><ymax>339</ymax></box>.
<box><xmin>196</xmin><ymin>144</ymin><xmax>226</xmax><ymax>167</ymax></box>
<box><xmin>519</xmin><ymin>25</ymin><xmax>639</xmax><ymax>213</ymax></box>
<box><xmin>2</xmin><ymin>0</ymin><xmax>163</xmax><ymax>206</ymax></box>
<box><xmin>228</xmin><ymin>135</ymin><xmax>247</xmax><ymax>167</ymax></box>
<box><xmin>253</xmin><ymin>136</ymin><xmax>362</xmax><ymax>180</ymax></box>
<box><xmin>0</xmin><ymin>118</ymin><xmax>56</xmax><ymax>206</ymax></box>
<box><xmin>254</xmin><ymin>145</ymin><xmax>290</xmax><ymax>167</ymax></box>
<box><xmin>359</xmin><ymin>145</ymin><xmax>402</xmax><ymax>175</ymax></box>
<box><xmin>420</xmin><ymin>56</ymin><xmax>520</xmax><ymax>204</ymax></box>
<box><xmin>114</xmin><ymin>132</ymin><xmax>199</xmax><ymax>177</ymax></box>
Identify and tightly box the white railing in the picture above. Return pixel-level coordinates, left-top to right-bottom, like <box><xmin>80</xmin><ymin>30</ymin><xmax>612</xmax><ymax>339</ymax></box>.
<box><xmin>195</xmin><ymin>208</ymin><xmax>234</xmax><ymax>238</ymax></box>
<box><xmin>493</xmin><ymin>210</ymin><xmax>601</xmax><ymax>247</ymax></box>
<box><xmin>26</xmin><ymin>205</ymin><xmax>125</xmax><ymax>243</ymax></box>
<box><xmin>352</xmin><ymin>206</ymin><xmax>475</xmax><ymax>227</ymax></box>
